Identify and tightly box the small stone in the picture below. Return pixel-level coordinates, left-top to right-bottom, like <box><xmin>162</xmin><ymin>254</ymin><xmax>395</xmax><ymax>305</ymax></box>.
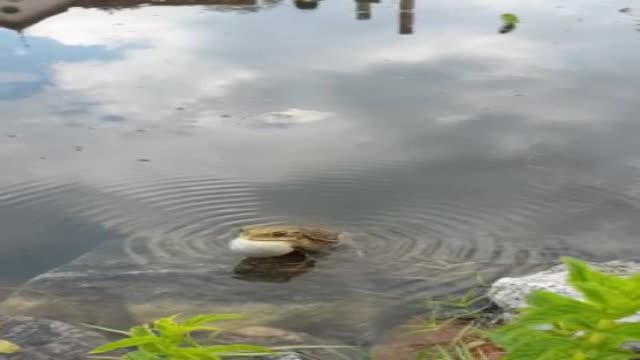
<box><xmin>0</xmin><ymin>315</ymin><xmax>107</xmax><ymax>360</ymax></box>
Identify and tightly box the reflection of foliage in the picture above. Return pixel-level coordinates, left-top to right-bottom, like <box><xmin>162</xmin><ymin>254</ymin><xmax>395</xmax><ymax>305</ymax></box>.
<box><xmin>501</xmin><ymin>13</ymin><xmax>519</xmax><ymax>25</ymax></box>
<box><xmin>490</xmin><ymin>257</ymin><xmax>640</xmax><ymax>360</ymax></box>
<box><xmin>294</xmin><ymin>0</ymin><xmax>319</xmax><ymax>10</ymax></box>
<box><xmin>499</xmin><ymin>13</ymin><xmax>519</xmax><ymax>34</ymax></box>
<box><xmin>618</xmin><ymin>8</ymin><xmax>640</xmax><ymax>32</ymax></box>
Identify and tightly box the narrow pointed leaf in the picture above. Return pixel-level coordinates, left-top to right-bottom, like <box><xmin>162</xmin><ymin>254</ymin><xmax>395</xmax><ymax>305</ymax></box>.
<box><xmin>89</xmin><ymin>336</ymin><xmax>159</xmax><ymax>353</ymax></box>
<box><xmin>182</xmin><ymin>314</ymin><xmax>246</xmax><ymax>326</ymax></box>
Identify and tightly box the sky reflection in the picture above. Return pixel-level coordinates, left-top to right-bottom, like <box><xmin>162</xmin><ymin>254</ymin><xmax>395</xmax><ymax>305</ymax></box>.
<box><xmin>0</xmin><ymin>0</ymin><xmax>638</xmax><ymax>240</ymax></box>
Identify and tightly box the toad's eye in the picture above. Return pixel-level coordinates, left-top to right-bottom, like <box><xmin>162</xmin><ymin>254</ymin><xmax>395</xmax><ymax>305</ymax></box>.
<box><xmin>272</xmin><ymin>231</ymin><xmax>287</xmax><ymax>237</ymax></box>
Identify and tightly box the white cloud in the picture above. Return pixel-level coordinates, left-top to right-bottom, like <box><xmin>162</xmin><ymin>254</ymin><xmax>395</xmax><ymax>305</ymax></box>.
<box><xmin>2</xmin><ymin>0</ymin><xmax>629</xmax><ymax>185</ymax></box>
<box><xmin>26</xmin><ymin>6</ymin><xmax>260</xmax><ymax>127</ymax></box>
<box><xmin>50</xmin><ymin>52</ymin><xmax>258</xmax><ymax>125</ymax></box>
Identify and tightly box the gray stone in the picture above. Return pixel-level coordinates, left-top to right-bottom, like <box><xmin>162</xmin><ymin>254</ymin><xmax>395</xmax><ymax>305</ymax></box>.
<box><xmin>488</xmin><ymin>260</ymin><xmax>640</xmax><ymax>322</ymax></box>
<box><xmin>0</xmin><ymin>315</ymin><xmax>107</xmax><ymax>360</ymax></box>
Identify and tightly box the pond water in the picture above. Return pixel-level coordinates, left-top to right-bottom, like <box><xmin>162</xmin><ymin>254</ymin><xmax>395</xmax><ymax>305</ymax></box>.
<box><xmin>1</xmin><ymin>0</ymin><xmax>640</xmax><ymax>351</ymax></box>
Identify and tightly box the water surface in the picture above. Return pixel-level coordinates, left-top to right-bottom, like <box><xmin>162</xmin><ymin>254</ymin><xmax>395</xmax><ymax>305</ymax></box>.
<box><xmin>1</xmin><ymin>0</ymin><xmax>640</xmax><ymax>347</ymax></box>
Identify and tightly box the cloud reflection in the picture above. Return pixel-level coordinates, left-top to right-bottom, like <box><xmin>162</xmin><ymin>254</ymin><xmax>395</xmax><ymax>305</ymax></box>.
<box><xmin>0</xmin><ymin>0</ymin><xmax>638</xmax><ymax>187</ymax></box>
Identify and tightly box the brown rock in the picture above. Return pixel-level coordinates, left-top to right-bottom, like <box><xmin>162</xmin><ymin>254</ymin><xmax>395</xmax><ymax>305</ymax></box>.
<box><xmin>371</xmin><ymin>316</ymin><xmax>505</xmax><ymax>360</ymax></box>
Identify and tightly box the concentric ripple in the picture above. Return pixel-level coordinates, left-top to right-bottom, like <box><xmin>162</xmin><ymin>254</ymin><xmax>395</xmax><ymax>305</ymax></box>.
<box><xmin>2</xmin><ymin>162</ymin><xmax>639</xmax><ymax>304</ymax></box>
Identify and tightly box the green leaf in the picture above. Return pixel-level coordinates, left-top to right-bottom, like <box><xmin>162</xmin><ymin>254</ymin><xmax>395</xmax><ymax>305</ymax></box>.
<box><xmin>82</xmin><ymin>323</ymin><xmax>131</xmax><ymax>336</ymax></box>
<box><xmin>0</xmin><ymin>339</ymin><xmax>21</xmax><ymax>354</ymax></box>
<box><xmin>627</xmin><ymin>272</ymin><xmax>640</xmax><ymax>287</ymax></box>
<box><xmin>502</xmin><ymin>338</ymin><xmax>576</xmax><ymax>360</ymax></box>
<box><xmin>491</xmin><ymin>257</ymin><xmax>640</xmax><ymax>360</ymax></box>
<box><xmin>563</xmin><ymin>257</ymin><xmax>630</xmax><ymax>294</ymax></box>
<box><xmin>89</xmin><ymin>336</ymin><xmax>160</xmax><ymax>354</ymax></box>
<box><xmin>606</xmin><ymin>322</ymin><xmax>640</xmax><ymax>340</ymax></box>
<box><xmin>522</xmin><ymin>291</ymin><xmax>605</xmax><ymax>324</ymax></box>
<box><xmin>562</xmin><ymin>257</ymin><xmax>640</xmax><ymax>317</ymax></box>
<box><xmin>130</xmin><ymin>325</ymin><xmax>155</xmax><ymax>338</ymax></box>
<box><xmin>501</xmin><ymin>13</ymin><xmax>519</xmax><ymax>25</ymax></box>
<box><xmin>181</xmin><ymin>326</ymin><xmax>224</xmax><ymax>333</ymax></box>
<box><xmin>182</xmin><ymin>314</ymin><xmax>246</xmax><ymax>326</ymax></box>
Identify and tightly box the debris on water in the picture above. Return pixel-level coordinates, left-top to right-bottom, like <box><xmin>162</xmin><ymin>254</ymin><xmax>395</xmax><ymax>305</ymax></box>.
<box><xmin>7</xmin><ymin>134</ymin><xmax>16</xmax><ymax>138</ymax></box>
<box><xmin>619</xmin><ymin>7</ymin><xmax>632</xmax><ymax>14</ymax></box>
<box><xmin>74</xmin><ymin>146</ymin><xmax>83</xmax><ymax>152</ymax></box>
<box><xmin>176</xmin><ymin>107</ymin><xmax>185</xmax><ymax>111</ymax></box>
<box><xmin>499</xmin><ymin>13</ymin><xmax>519</xmax><ymax>34</ymax></box>
<box><xmin>102</xmin><ymin>114</ymin><xmax>126</xmax><ymax>122</ymax></box>
<box><xmin>0</xmin><ymin>339</ymin><xmax>21</xmax><ymax>354</ymax></box>
<box><xmin>136</xmin><ymin>128</ymin><xmax>146</xmax><ymax>133</ymax></box>
<box><xmin>240</xmin><ymin>109</ymin><xmax>335</xmax><ymax>129</ymax></box>
<box><xmin>220</xmin><ymin>114</ymin><xmax>232</xmax><ymax>118</ymax></box>
<box><xmin>137</xmin><ymin>158</ymin><xmax>151</xmax><ymax>162</ymax></box>
<box><xmin>501</xmin><ymin>13</ymin><xmax>519</xmax><ymax>25</ymax></box>
<box><xmin>499</xmin><ymin>23</ymin><xmax>516</xmax><ymax>34</ymax></box>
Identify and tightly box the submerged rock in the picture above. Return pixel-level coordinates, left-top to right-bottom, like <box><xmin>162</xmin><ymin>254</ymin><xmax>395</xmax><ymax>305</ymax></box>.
<box><xmin>371</xmin><ymin>316</ymin><xmax>505</xmax><ymax>360</ymax></box>
<box><xmin>0</xmin><ymin>238</ymin><xmax>391</xmax><ymax>345</ymax></box>
<box><xmin>488</xmin><ymin>260</ymin><xmax>640</xmax><ymax>322</ymax></box>
<box><xmin>0</xmin><ymin>231</ymin><xmax>397</xmax><ymax>345</ymax></box>
<box><xmin>0</xmin><ymin>315</ymin><xmax>106</xmax><ymax>360</ymax></box>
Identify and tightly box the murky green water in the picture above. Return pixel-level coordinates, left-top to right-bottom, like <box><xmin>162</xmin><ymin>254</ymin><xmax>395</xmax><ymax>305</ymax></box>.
<box><xmin>1</xmin><ymin>0</ymin><xmax>640</xmax><ymax>350</ymax></box>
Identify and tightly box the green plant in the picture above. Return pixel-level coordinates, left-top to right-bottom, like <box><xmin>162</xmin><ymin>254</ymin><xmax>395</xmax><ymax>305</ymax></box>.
<box><xmin>88</xmin><ymin>313</ymin><xmax>275</xmax><ymax>360</ymax></box>
<box><xmin>395</xmin><ymin>289</ymin><xmax>501</xmax><ymax>360</ymax></box>
<box><xmin>404</xmin><ymin>288</ymin><xmax>491</xmax><ymax>333</ymax></box>
<box><xmin>489</xmin><ymin>257</ymin><xmax>640</xmax><ymax>360</ymax></box>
